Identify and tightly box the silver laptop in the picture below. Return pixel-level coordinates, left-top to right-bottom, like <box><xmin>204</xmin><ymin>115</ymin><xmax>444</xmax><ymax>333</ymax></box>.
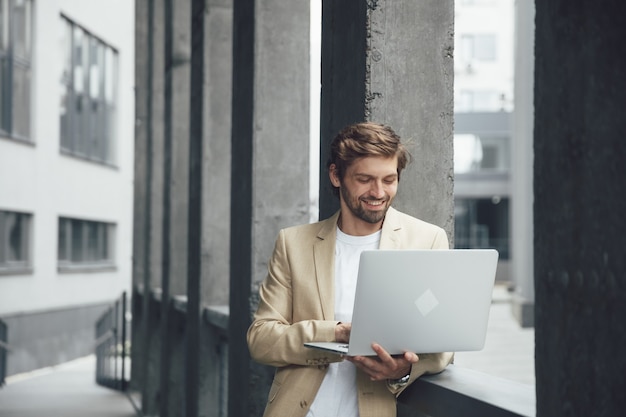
<box><xmin>304</xmin><ymin>249</ymin><xmax>499</xmax><ymax>356</ymax></box>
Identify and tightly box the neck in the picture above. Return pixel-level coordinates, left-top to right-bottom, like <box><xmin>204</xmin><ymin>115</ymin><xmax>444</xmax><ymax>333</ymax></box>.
<box><xmin>337</xmin><ymin>213</ymin><xmax>383</xmax><ymax>236</ymax></box>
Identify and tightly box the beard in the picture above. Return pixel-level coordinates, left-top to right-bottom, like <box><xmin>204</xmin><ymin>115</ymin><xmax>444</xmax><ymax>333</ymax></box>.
<box><xmin>340</xmin><ymin>185</ymin><xmax>391</xmax><ymax>224</ymax></box>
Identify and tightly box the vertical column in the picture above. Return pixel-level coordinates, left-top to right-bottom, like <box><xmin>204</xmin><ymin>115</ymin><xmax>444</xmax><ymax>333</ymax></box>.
<box><xmin>147</xmin><ymin>0</ymin><xmax>166</xmax><ymax>412</ymax></box>
<box><xmin>230</xmin><ymin>1</ymin><xmax>311</xmax><ymax>415</ymax></box>
<box><xmin>130</xmin><ymin>0</ymin><xmax>150</xmax><ymax>395</ymax></box>
<box><xmin>510</xmin><ymin>0</ymin><xmax>535</xmax><ymax>328</ymax></box>
<box><xmin>187</xmin><ymin>1</ymin><xmax>207</xmax><ymax>416</ymax></box>
<box><xmin>320</xmin><ymin>0</ymin><xmax>455</xmax><ymax>233</ymax></box>
<box><xmin>201</xmin><ymin>0</ymin><xmax>234</xmax><ymax>307</ymax></box>
<box><xmin>319</xmin><ymin>1</ymin><xmax>367</xmax><ymax>217</ymax></box>
<box><xmin>253</xmin><ymin>0</ymin><xmax>311</xmax><ymax>284</ymax></box>
<box><xmin>131</xmin><ymin>0</ymin><xmax>164</xmax><ymax>415</ymax></box>
<box><xmin>534</xmin><ymin>1</ymin><xmax>626</xmax><ymax>415</ymax></box>
<box><xmin>160</xmin><ymin>0</ymin><xmax>174</xmax><ymax>414</ymax></box>
<box><xmin>168</xmin><ymin>0</ymin><xmax>192</xmax><ymax>298</ymax></box>
<box><xmin>229</xmin><ymin>2</ymin><xmax>254</xmax><ymax>416</ymax></box>
<box><xmin>198</xmin><ymin>1</ymin><xmax>233</xmax><ymax>415</ymax></box>
<box><xmin>161</xmin><ymin>0</ymin><xmax>192</xmax><ymax>415</ymax></box>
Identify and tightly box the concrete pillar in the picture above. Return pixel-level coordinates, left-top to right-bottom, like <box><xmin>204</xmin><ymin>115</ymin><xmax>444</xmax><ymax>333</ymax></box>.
<box><xmin>201</xmin><ymin>0</ymin><xmax>233</xmax><ymax>307</ymax></box>
<box><xmin>197</xmin><ymin>1</ymin><xmax>234</xmax><ymax>416</ymax></box>
<box><xmin>510</xmin><ymin>0</ymin><xmax>535</xmax><ymax>328</ymax></box>
<box><xmin>229</xmin><ymin>1</ymin><xmax>310</xmax><ymax>416</ymax></box>
<box><xmin>161</xmin><ymin>0</ymin><xmax>192</xmax><ymax>415</ymax></box>
<box><xmin>131</xmin><ymin>0</ymin><xmax>164</xmax><ymax>414</ymax></box>
<box><xmin>320</xmin><ymin>0</ymin><xmax>455</xmax><ymax>236</ymax></box>
<box><xmin>534</xmin><ymin>1</ymin><xmax>626</xmax><ymax>415</ymax></box>
<box><xmin>130</xmin><ymin>0</ymin><xmax>150</xmax><ymax>394</ymax></box>
<box><xmin>167</xmin><ymin>0</ymin><xmax>192</xmax><ymax>298</ymax></box>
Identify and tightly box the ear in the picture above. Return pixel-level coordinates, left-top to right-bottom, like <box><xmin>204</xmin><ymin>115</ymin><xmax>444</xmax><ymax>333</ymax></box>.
<box><xmin>329</xmin><ymin>164</ymin><xmax>341</xmax><ymax>188</ymax></box>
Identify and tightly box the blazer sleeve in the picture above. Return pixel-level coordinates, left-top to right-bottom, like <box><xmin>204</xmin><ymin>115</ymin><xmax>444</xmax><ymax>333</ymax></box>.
<box><xmin>247</xmin><ymin>229</ymin><xmax>342</xmax><ymax>368</ymax></box>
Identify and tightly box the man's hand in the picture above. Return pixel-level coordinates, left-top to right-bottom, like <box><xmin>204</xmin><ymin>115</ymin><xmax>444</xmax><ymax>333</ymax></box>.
<box><xmin>346</xmin><ymin>343</ymin><xmax>418</xmax><ymax>381</ymax></box>
<box><xmin>335</xmin><ymin>322</ymin><xmax>351</xmax><ymax>343</ymax></box>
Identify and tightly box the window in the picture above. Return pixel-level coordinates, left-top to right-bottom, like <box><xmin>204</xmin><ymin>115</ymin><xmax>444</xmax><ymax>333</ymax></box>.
<box><xmin>460</xmin><ymin>34</ymin><xmax>496</xmax><ymax>62</ymax></box>
<box><xmin>0</xmin><ymin>0</ymin><xmax>32</xmax><ymax>141</ymax></box>
<box><xmin>454</xmin><ymin>197</ymin><xmax>509</xmax><ymax>260</ymax></box>
<box><xmin>456</xmin><ymin>90</ymin><xmax>505</xmax><ymax>112</ymax></box>
<box><xmin>454</xmin><ymin>133</ymin><xmax>510</xmax><ymax>174</ymax></box>
<box><xmin>58</xmin><ymin>217</ymin><xmax>115</xmax><ymax>271</ymax></box>
<box><xmin>0</xmin><ymin>210</ymin><xmax>32</xmax><ymax>273</ymax></box>
<box><xmin>60</xmin><ymin>15</ymin><xmax>118</xmax><ymax>164</ymax></box>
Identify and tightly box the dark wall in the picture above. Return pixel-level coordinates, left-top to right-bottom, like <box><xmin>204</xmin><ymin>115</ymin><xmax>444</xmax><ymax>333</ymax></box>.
<box><xmin>2</xmin><ymin>303</ymin><xmax>109</xmax><ymax>376</ymax></box>
<box><xmin>534</xmin><ymin>1</ymin><xmax>626</xmax><ymax>415</ymax></box>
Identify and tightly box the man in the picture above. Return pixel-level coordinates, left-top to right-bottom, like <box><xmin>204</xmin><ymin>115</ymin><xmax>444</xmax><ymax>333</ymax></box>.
<box><xmin>247</xmin><ymin>122</ymin><xmax>454</xmax><ymax>417</ymax></box>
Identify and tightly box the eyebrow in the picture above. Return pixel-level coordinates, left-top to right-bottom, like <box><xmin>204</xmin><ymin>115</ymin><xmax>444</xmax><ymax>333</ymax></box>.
<box><xmin>354</xmin><ymin>173</ymin><xmax>398</xmax><ymax>180</ymax></box>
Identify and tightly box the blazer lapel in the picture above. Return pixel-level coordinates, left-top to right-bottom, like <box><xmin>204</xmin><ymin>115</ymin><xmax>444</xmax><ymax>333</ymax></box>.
<box><xmin>380</xmin><ymin>207</ymin><xmax>402</xmax><ymax>249</ymax></box>
<box><xmin>313</xmin><ymin>211</ymin><xmax>340</xmax><ymax>320</ymax></box>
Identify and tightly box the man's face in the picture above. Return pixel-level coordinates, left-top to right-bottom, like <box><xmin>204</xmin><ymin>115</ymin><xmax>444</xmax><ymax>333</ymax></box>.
<box><xmin>330</xmin><ymin>156</ymin><xmax>399</xmax><ymax>231</ymax></box>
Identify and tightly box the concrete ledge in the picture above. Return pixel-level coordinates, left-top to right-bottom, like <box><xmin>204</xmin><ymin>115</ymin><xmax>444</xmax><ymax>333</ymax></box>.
<box><xmin>511</xmin><ymin>294</ymin><xmax>534</xmax><ymax>328</ymax></box>
<box><xmin>399</xmin><ymin>364</ymin><xmax>535</xmax><ymax>417</ymax></box>
<box><xmin>203</xmin><ymin>305</ymin><xmax>229</xmax><ymax>330</ymax></box>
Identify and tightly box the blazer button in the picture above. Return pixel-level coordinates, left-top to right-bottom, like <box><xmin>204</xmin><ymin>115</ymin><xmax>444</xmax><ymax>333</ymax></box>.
<box><xmin>300</xmin><ymin>400</ymin><xmax>308</xmax><ymax>408</ymax></box>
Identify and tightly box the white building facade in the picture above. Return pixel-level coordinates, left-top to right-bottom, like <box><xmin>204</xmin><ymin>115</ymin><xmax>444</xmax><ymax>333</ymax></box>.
<box><xmin>0</xmin><ymin>0</ymin><xmax>134</xmax><ymax>375</ymax></box>
<box><xmin>453</xmin><ymin>0</ymin><xmax>515</xmax><ymax>282</ymax></box>
<box><xmin>453</xmin><ymin>0</ymin><xmax>535</xmax><ymax>326</ymax></box>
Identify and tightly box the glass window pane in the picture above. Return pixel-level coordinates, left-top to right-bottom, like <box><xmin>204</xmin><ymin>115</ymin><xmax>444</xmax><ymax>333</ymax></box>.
<box><xmin>58</xmin><ymin>218</ymin><xmax>68</xmax><ymax>261</ymax></box>
<box><xmin>58</xmin><ymin>218</ymin><xmax>114</xmax><ymax>266</ymax></box>
<box><xmin>455</xmin><ymin>197</ymin><xmax>510</xmax><ymax>259</ymax></box>
<box><xmin>11</xmin><ymin>63</ymin><xmax>31</xmax><ymax>138</ymax></box>
<box><xmin>0</xmin><ymin>211</ymin><xmax>30</xmax><ymax>266</ymax></box>
<box><xmin>73</xmin><ymin>27</ymin><xmax>84</xmax><ymax>94</ymax></box>
<box><xmin>460</xmin><ymin>35</ymin><xmax>473</xmax><ymax>62</ymax></box>
<box><xmin>6</xmin><ymin>213</ymin><xmax>23</xmax><ymax>261</ymax></box>
<box><xmin>0</xmin><ymin>57</ymin><xmax>7</xmax><ymax>132</ymax></box>
<box><xmin>474</xmin><ymin>34</ymin><xmax>496</xmax><ymax>61</ymax></box>
<box><xmin>61</xmin><ymin>16</ymin><xmax>117</xmax><ymax>164</ymax></box>
<box><xmin>89</xmin><ymin>39</ymin><xmax>101</xmax><ymax>100</ymax></box>
<box><xmin>104</xmin><ymin>48</ymin><xmax>115</xmax><ymax>104</ymax></box>
<box><xmin>71</xmin><ymin>219</ymin><xmax>84</xmax><ymax>262</ymax></box>
<box><xmin>12</xmin><ymin>0</ymin><xmax>31</xmax><ymax>60</ymax></box>
<box><xmin>101</xmin><ymin>225</ymin><xmax>109</xmax><ymax>260</ymax></box>
<box><xmin>86</xmin><ymin>221</ymin><xmax>98</xmax><ymax>261</ymax></box>
<box><xmin>0</xmin><ymin>0</ymin><xmax>9</xmax><ymax>52</ymax></box>
<box><xmin>454</xmin><ymin>134</ymin><xmax>510</xmax><ymax>174</ymax></box>
<box><xmin>59</xmin><ymin>20</ymin><xmax>72</xmax><ymax>148</ymax></box>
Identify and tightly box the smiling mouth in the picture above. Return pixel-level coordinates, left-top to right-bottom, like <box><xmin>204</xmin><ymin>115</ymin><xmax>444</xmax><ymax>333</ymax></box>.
<box><xmin>362</xmin><ymin>199</ymin><xmax>386</xmax><ymax>207</ymax></box>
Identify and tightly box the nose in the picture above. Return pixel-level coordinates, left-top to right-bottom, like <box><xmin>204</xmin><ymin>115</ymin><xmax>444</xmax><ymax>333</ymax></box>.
<box><xmin>369</xmin><ymin>180</ymin><xmax>385</xmax><ymax>198</ymax></box>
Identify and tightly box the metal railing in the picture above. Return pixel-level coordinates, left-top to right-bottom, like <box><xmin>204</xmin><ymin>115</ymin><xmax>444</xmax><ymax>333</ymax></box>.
<box><xmin>95</xmin><ymin>292</ymin><xmax>129</xmax><ymax>391</ymax></box>
<box><xmin>0</xmin><ymin>319</ymin><xmax>7</xmax><ymax>387</ymax></box>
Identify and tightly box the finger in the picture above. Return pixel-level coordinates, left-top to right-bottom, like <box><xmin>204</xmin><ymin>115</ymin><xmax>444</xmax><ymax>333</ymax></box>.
<box><xmin>371</xmin><ymin>343</ymin><xmax>394</xmax><ymax>364</ymax></box>
<box><xmin>348</xmin><ymin>355</ymin><xmax>384</xmax><ymax>380</ymax></box>
<box><xmin>404</xmin><ymin>351</ymin><xmax>419</xmax><ymax>364</ymax></box>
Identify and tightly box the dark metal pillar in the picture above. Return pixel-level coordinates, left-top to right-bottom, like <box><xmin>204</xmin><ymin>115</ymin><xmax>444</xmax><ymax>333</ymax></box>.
<box><xmin>229</xmin><ymin>0</ymin><xmax>254</xmax><ymax>416</ymax></box>
<box><xmin>186</xmin><ymin>1</ymin><xmax>206</xmax><ymax>416</ymax></box>
<box><xmin>159</xmin><ymin>0</ymin><xmax>174</xmax><ymax>414</ymax></box>
<box><xmin>534</xmin><ymin>1</ymin><xmax>626</xmax><ymax>415</ymax></box>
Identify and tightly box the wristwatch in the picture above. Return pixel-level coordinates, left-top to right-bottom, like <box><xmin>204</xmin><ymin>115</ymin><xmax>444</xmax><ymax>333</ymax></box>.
<box><xmin>387</xmin><ymin>373</ymin><xmax>410</xmax><ymax>389</ymax></box>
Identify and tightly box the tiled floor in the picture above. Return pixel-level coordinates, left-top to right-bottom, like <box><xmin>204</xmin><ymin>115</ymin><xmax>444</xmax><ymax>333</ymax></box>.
<box><xmin>453</xmin><ymin>285</ymin><xmax>535</xmax><ymax>386</ymax></box>
<box><xmin>0</xmin><ymin>356</ymin><xmax>136</xmax><ymax>417</ymax></box>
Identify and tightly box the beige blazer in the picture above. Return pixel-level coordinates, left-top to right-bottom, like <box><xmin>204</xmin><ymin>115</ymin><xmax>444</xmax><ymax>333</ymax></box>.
<box><xmin>247</xmin><ymin>207</ymin><xmax>454</xmax><ymax>417</ymax></box>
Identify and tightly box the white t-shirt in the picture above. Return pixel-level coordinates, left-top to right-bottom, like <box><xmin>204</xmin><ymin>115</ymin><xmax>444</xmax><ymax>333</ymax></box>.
<box><xmin>306</xmin><ymin>227</ymin><xmax>381</xmax><ymax>417</ymax></box>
